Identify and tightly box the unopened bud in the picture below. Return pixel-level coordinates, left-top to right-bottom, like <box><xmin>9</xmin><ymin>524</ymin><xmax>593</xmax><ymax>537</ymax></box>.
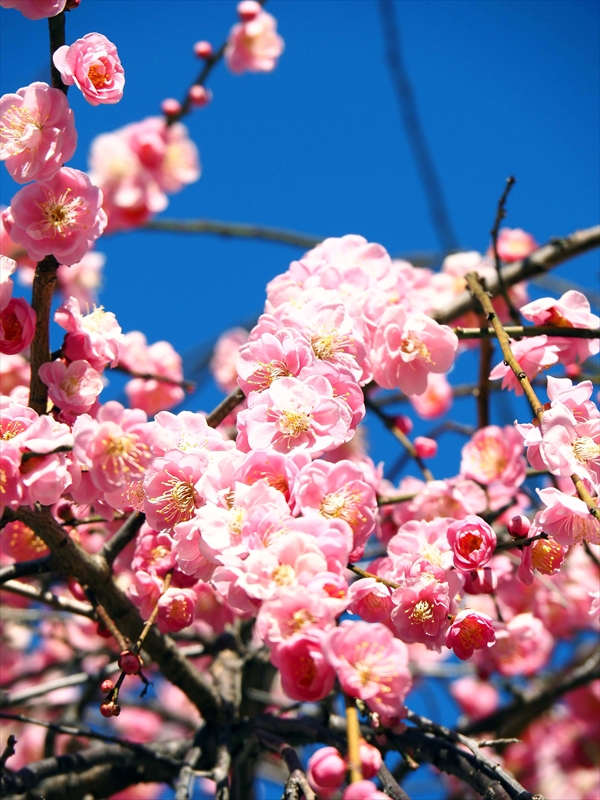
<box><xmin>96</xmin><ymin>621</ymin><xmax>112</xmax><ymax>639</ymax></box>
<box><xmin>161</xmin><ymin>98</ymin><xmax>181</xmax><ymax>117</ymax></box>
<box><xmin>118</xmin><ymin>650</ymin><xmax>142</xmax><ymax>675</ymax></box>
<box><xmin>100</xmin><ymin>679</ymin><xmax>115</xmax><ymax>694</ymax></box>
<box><xmin>237</xmin><ymin>0</ymin><xmax>262</xmax><ymax>21</ymax></box>
<box><xmin>100</xmin><ymin>702</ymin><xmax>117</xmax><ymax>718</ymax></box>
<box><xmin>188</xmin><ymin>85</ymin><xmax>212</xmax><ymax>108</ymax></box>
<box><xmin>507</xmin><ymin>515</ymin><xmax>531</xmax><ymax>538</ymax></box>
<box><xmin>193</xmin><ymin>40</ymin><xmax>213</xmax><ymax>59</ymax></box>
<box><xmin>392</xmin><ymin>415</ymin><xmax>413</xmax><ymax>435</ymax></box>
<box><xmin>414</xmin><ymin>436</ymin><xmax>437</xmax><ymax>459</ymax></box>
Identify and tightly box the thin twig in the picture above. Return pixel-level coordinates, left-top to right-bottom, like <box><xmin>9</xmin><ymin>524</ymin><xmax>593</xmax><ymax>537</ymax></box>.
<box><xmin>490</xmin><ymin>177</ymin><xmax>520</xmax><ymax>324</ymax></box>
<box><xmin>0</xmin><ymin>734</ymin><xmax>17</xmax><ymax>771</ymax></box>
<box><xmin>347</xmin><ymin>563</ymin><xmax>399</xmax><ymax>590</ymax></box>
<box><xmin>345</xmin><ymin>695</ymin><xmax>363</xmax><ymax>784</ymax></box>
<box><xmin>0</xmin><ymin>579</ymin><xmax>95</xmax><ymax>619</ymax></box>
<box><xmin>101</xmin><ymin>511</ymin><xmax>145</xmax><ymax>566</ymax></box>
<box><xmin>143</xmin><ymin>218</ymin><xmax>324</xmax><ymax>250</ymax></box>
<box><xmin>113</xmin><ymin>364</ymin><xmax>196</xmax><ymax>392</ymax></box>
<box><xmin>206</xmin><ymin>387</ymin><xmax>245</xmax><ymax>429</ymax></box>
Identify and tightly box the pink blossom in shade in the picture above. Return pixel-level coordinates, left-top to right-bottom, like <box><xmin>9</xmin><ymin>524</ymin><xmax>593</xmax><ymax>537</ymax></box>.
<box><xmin>171</xmin><ymin>520</ymin><xmax>216</xmax><ymax>582</ymax></box>
<box><xmin>72</xmin><ymin>402</ymin><xmax>153</xmax><ymax>493</ymax></box>
<box><xmin>211</xmin><ymin>326</ymin><xmax>249</xmax><ymax>393</ymax></box>
<box><xmin>371</xmin><ymin>305</ymin><xmax>458</xmax><ymax>395</ymax></box>
<box><xmin>53</xmin><ymin>33</ymin><xmax>125</xmax><ymax>106</ymax></box>
<box><xmin>149</xmin><ymin>409</ymin><xmax>232</xmax><ymax>458</ymax></box>
<box><xmin>156</xmin><ymin>586</ymin><xmax>196</xmax><ymax>633</ymax></box>
<box><xmin>130</xmin><ymin>524</ymin><xmax>176</xmax><ymax>577</ymax></box>
<box><xmin>38</xmin><ymin>359</ymin><xmax>103</xmax><ymax>415</ymax></box>
<box><xmin>0</xmin><ymin>443</ymin><xmax>22</xmax><ymax>514</ymax></box>
<box><xmin>236</xmin><ymin>375</ymin><xmax>353</xmax><ymax>457</ymax></box>
<box><xmin>450</xmin><ymin>675</ymin><xmax>500</xmax><ymax>720</ymax></box>
<box><xmin>534</xmin><ymin>403</ymin><xmax>600</xmax><ymax>485</ymax></box>
<box><xmin>307</xmin><ymin>747</ymin><xmax>346</xmax><ymax>792</ymax></box>
<box><xmin>535</xmin><ymin>487</ymin><xmax>600</xmax><ymax>546</ymax></box>
<box><xmin>493</xmin><ymin>228</ymin><xmax>538</xmax><ymax>263</ymax></box>
<box><xmin>236</xmin><ymin>328</ymin><xmax>314</xmax><ymax>395</ymax></box>
<box><xmin>56</xmin><ymin>251</ymin><xmax>105</xmax><ymax>309</ymax></box>
<box><xmin>390</xmin><ymin>577</ymin><xmax>453</xmax><ymax>647</ymax></box>
<box><xmin>272</xmin><ymin>630</ymin><xmax>336</xmax><ymax>703</ymax></box>
<box><xmin>346</xmin><ymin>577</ymin><xmax>394</xmax><ymax>624</ymax></box>
<box><xmin>400</xmin><ymin>477</ymin><xmax>487</xmax><ymax>524</ymax></box>
<box><xmin>122</xmin><ymin>338</ymin><xmax>185</xmax><ymax>416</ymax></box>
<box><xmin>225</xmin><ymin>9</ymin><xmax>284</xmax><ymax>74</ymax></box>
<box><xmin>7</xmin><ymin>168</ymin><xmax>107</xmax><ymax>266</ymax></box>
<box><xmin>55</xmin><ymin>297</ymin><xmax>124</xmax><ymax>371</ymax></box>
<box><xmin>0</xmin><ymin>255</ymin><xmax>16</xmax><ymax>310</ymax></box>
<box><xmin>447</xmin><ymin>515</ymin><xmax>497</xmax><ymax>572</ymax></box>
<box><xmin>293</xmin><ymin>459</ymin><xmax>377</xmax><ymax>551</ymax></box>
<box><xmin>517</xmin><ymin>531</ymin><xmax>567</xmax><ymax>586</ymax></box>
<box><xmin>446</xmin><ymin>609</ymin><xmax>495</xmax><ymax>661</ymax></box>
<box><xmin>462</xmin><ymin>566</ymin><xmax>498</xmax><ymax>595</ymax></box>
<box><xmin>126</xmin><ymin>377</ymin><xmax>184</xmax><ymax>417</ymax></box>
<box><xmin>0</xmin><ymin>354</ymin><xmax>29</xmax><ymax>396</ymax></box>
<box><xmin>460</xmin><ymin>425</ymin><xmax>526</xmax><ymax>488</ymax></box>
<box><xmin>0</xmin><ymin>297</ymin><xmax>36</xmax><ymax>355</ymax></box>
<box><xmin>1</xmin><ymin>519</ymin><xmax>49</xmax><ymax>561</ymax></box>
<box><xmin>0</xmin><ymin>0</ymin><xmax>66</xmax><ymax>18</ymax></box>
<box><xmin>489</xmin><ymin>335</ymin><xmax>560</xmax><ymax>395</ymax></box>
<box><xmin>324</xmin><ymin>620</ymin><xmax>412</xmax><ymax>723</ymax></box>
<box><xmin>127</xmin><ymin>570</ymin><xmax>163</xmax><ymax>619</ymax></box>
<box><xmin>0</xmin><ymin>82</ymin><xmax>77</xmax><ymax>183</ymax></box>
<box><xmin>124</xmin><ymin>117</ymin><xmax>200</xmax><ymax>195</ymax></box>
<box><xmin>233</xmin><ymin>448</ymin><xmax>311</xmax><ymax>507</ymax></box>
<box><xmin>342</xmin><ymin>781</ymin><xmax>389</xmax><ymax>800</ymax></box>
<box><xmin>475</xmin><ymin>612</ymin><xmax>553</xmax><ymax>678</ymax></box>
<box><xmin>409</xmin><ymin>371</ymin><xmax>453</xmax><ymax>419</ymax></box>
<box><xmin>143</xmin><ymin>450</ymin><xmax>208</xmax><ymax>532</ymax></box>
<box><xmin>255</xmin><ymin>587</ymin><xmax>337</xmax><ymax>650</ymax></box>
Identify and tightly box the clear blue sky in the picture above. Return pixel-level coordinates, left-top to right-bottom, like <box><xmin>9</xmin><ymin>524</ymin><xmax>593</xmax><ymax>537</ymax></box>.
<box><xmin>1</xmin><ymin>2</ymin><xmax>599</xmax><ymax>797</ymax></box>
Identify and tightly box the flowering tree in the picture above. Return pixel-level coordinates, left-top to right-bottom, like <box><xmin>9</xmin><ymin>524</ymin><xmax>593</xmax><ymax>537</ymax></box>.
<box><xmin>0</xmin><ymin>2</ymin><xmax>599</xmax><ymax>800</ymax></box>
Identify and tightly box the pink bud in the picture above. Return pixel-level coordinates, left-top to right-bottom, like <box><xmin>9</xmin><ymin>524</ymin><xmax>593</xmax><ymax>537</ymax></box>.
<box><xmin>343</xmin><ymin>781</ymin><xmax>388</xmax><ymax>800</ymax></box>
<box><xmin>118</xmin><ymin>650</ymin><xmax>142</xmax><ymax>675</ymax></box>
<box><xmin>188</xmin><ymin>85</ymin><xmax>212</xmax><ymax>108</ymax></box>
<box><xmin>462</xmin><ymin>566</ymin><xmax>497</xmax><ymax>594</ymax></box>
<box><xmin>359</xmin><ymin>741</ymin><xmax>382</xmax><ymax>779</ymax></box>
<box><xmin>100</xmin><ymin>679</ymin><xmax>115</xmax><ymax>694</ymax></box>
<box><xmin>307</xmin><ymin>746</ymin><xmax>346</xmax><ymax>790</ymax></box>
<box><xmin>565</xmin><ymin>362</ymin><xmax>581</xmax><ymax>378</ymax></box>
<box><xmin>392</xmin><ymin>414</ymin><xmax>413</xmax><ymax>435</ymax></box>
<box><xmin>99</xmin><ymin>702</ymin><xmax>119</xmax><ymax>717</ymax></box>
<box><xmin>68</xmin><ymin>578</ymin><xmax>87</xmax><ymax>602</ymax></box>
<box><xmin>161</xmin><ymin>98</ymin><xmax>182</xmax><ymax>117</ymax></box>
<box><xmin>237</xmin><ymin>0</ymin><xmax>262</xmax><ymax>21</ymax></box>
<box><xmin>414</xmin><ymin>436</ymin><xmax>437</xmax><ymax>459</ymax></box>
<box><xmin>193</xmin><ymin>40</ymin><xmax>213</xmax><ymax>58</ymax></box>
<box><xmin>507</xmin><ymin>514</ymin><xmax>531</xmax><ymax>538</ymax></box>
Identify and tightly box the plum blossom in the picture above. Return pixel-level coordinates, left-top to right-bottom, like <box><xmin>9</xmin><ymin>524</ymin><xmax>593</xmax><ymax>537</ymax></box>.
<box><xmin>371</xmin><ymin>305</ymin><xmax>458</xmax><ymax>395</ymax></box>
<box><xmin>55</xmin><ymin>297</ymin><xmax>124</xmax><ymax>371</ymax></box>
<box><xmin>56</xmin><ymin>250</ymin><xmax>105</xmax><ymax>308</ymax></box>
<box><xmin>535</xmin><ymin>487</ymin><xmax>600</xmax><ymax>546</ymax></box>
<box><xmin>517</xmin><ymin>529</ymin><xmax>567</xmax><ymax>585</ymax></box>
<box><xmin>237</xmin><ymin>328</ymin><xmax>313</xmax><ymax>395</ymax></box>
<box><xmin>460</xmin><ymin>425</ymin><xmax>526</xmax><ymax>488</ymax></box>
<box><xmin>391</xmin><ymin>576</ymin><xmax>453</xmax><ymax>647</ymax></box>
<box><xmin>447</xmin><ymin>515</ymin><xmax>497</xmax><ymax>571</ymax></box>
<box><xmin>144</xmin><ymin>450</ymin><xmax>208</xmax><ymax>532</ymax></box>
<box><xmin>475</xmin><ymin>612</ymin><xmax>553</xmax><ymax>677</ymax></box>
<box><xmin>493</xmin><ymin>228</ymin><xmax>538</xmax><ymax>262</ymax></box>
<box><xmin>211</xmin><ymin>326</ymin><xmax>249</xmax><ymax>393</ymax></box>
<box><xmin>156</xmin><ymin>586</ymin><xmax>196</xmax><ymax>633</ymax></box>
<box><xmin>307</xmin><ymin>747</ymin><xmax>346</xmax><ymax>793</ymax></box>
<box><xmin>489</xmin><ymin>335</ymin><xmax>559</xmax><ymax>395</ymax></box>
<box><xmin>119</xmin><ymin>333</ymin><xmax>185</xmax><ymax>416</ymax></box>
<box><xmin>532</xmin><ymin>403</ymin><xmax>599</xmax><ymax>485</ymax></box>
<box><xmin>324</xmin><ymin>620</ymin><xmax>412</xmax><ymax>723</ymax></box>
<box><xmin>0</xmin><ymin>82</ymin><xmax>77</xmax><ymax>183</ymax></box>
<box><xmin>6</xmin><ymin>167</ymin><xmax>107</xmax><ymax>265</ymax></box>
<box><xmin>272</xmin><ymin>630</ymin><xmax>335</xmax><ymax>702</ymax></box>
<box><xmin>38</xmin><ymin>359</ymin><xmax>103</xmax><ymax>416</ymax></box>
<box><xmin>0</xmin><ymin>297</ymin><xmax>36</xmax><ymax>355</ymax></box>
<box><xmin>236</xmin><ymin>375</ymin><xmax>353</xmax><ymax>456</ymax></box>
<box><xmin>225</xmin><ymin>5</ymin><xmax>284</xmax><ymax>74</ymax></box>
<box><xmin>0</xmin><ymin>0</ymin><xmax>66</xmax><ymax>19</ymax></box>
<box><xmin>53</xmin><ymin>33</ymin><xmax>125</xmax><ymax>106</ymax></box>
<box><xmin>446</xmin><ymin>609</ymin><xmax>496</xmax><ymax>660</ymax></box>
<box><xmin>1</xmin><ymin>519</ymin><xmax>49</xmax><ymax>561</ymax></box>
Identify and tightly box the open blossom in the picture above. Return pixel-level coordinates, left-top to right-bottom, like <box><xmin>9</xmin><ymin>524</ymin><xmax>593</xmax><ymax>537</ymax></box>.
<box><xmin>0</xmin><ymin>0</ymin><xmax>66</xmax><ymax>19</ymax></box>
<box><xmin>371</xmin><ymin>305</ymin><xmax>458</xmax><ymax>395</ymax></box>
<box><xmin>391</xmin><ymin>577</ymin><xmax>453</xmax><ymax>647</ymax></box>
<box><xmin>53</xmin><ymin>33</ymin><xmax>125</xmax><ymax>106</ymax></box>
<box><xmin>38</xmin><ymin>359</ymin><xmax>103</xmax><ymax>415</ymax></box>
<box><xmin>532</xmin><ymin>403</ymin><xmax>599</xmax><ymax>485</ymax></box>
<box><xmin>493</xmin><ymin>228</ymin><xmax>538</xmax><ymax>262</ymax></box>
<box><xmin>1</xmin><ymin>519</ymin><xmax>49</xmax><ymax>561</ymax></box>
<box><xmin>475</xmin><ymin>612</ymin><xmax>553</xmax><ymax>677</ymax></box>
<box><xmin>0</xmin><ymin>255</ymin><xmax>15</xmax><ymax>310</ymax></box>
<box><xmin>324</xmin><ymin>620</ymin><xmax>412</xmax><ymax>723</ymax></box>
<box><xmin>535</xmin><ymin>487</ymin><xmax>600</xmax><ymax>546</ymax></box>
<box><xmin>156</xmin><ymin>586</ymin><xmax>196</xmax><ymax>633</ymax></box>
<box><xmin>225</xmin><ymin>6</ymin><xmax>284</xmax><ymax>74</ymax></box>
<box><xmin>236</xmin><ymin>375</ymin><xmax>353</xmax><ymax>456</ymax></box>
<box><xmin>273</xmin><ymin>630</ymin><xmax>336</xmax><ymax>702</ymax></box>
<box><xmin>6</xmin><ymin>167</ymin><xmax>107</xmax><ymax>266</ymax></box>
<box><xmin>0</xmin><ymin>297</ymin><xmax>36</xmax><ymax>355</ymax></box>
<box><xmin>447</xmin><ymin>516</ymin><xmax>497</xmax><ymax>571</ymax></box>
<box><xmin>460</xmin><ymin>425</ymin><xmax>526</xmax><ymax>488</ymax></box>
<box><xmin>211</xmin><ymin>326</ymin><xmax>249</xmax><ymax>393</ymax></box>
<box><xmin>0</xmin><ymin>82</ymin><xmax>77</xmax><ymax>183</ymax></box>
<box><xmin>55</xmin><ymin>297</ymin><xmax>124</xmax><ymax>371</ymax></box>
<box><xmin>446</xmin><ymin>609</ymin><xmax>496</xmax><ymax>660</ymax></box>
<box><xmin>144</xmin><ymin>450</ymin><xmax>208</xmax><ymax>532</ymax></box>
<box><xmin>489</xmin><ymin>335</ymin><xmax>559</xmax><ymax>395</ymax></box>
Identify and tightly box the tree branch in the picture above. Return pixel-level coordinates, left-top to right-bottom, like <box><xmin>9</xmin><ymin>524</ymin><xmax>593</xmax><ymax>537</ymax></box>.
<box><xmin>0</xmin><ymin>579</ymin><xmax>96</xmax><ymax>619</ymax></box>
<box><xmin>143</xmin><ymin>218</ymin><xmax>324</xmax><ymax>250</ymax></box>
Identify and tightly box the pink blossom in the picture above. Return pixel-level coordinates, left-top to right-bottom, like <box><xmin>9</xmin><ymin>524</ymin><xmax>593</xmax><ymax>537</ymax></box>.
<box><xmin>307</xmin><ymin>747</ymin><xmax>346</xmax><ymax>792</ymax></box>
<box><xmin>131</xmin><ymin>525</ymin><xmax>176</xmax><ymax>577</ymax></box>
<box><xmin>391</xmin><ymin>577</ymin><xmax>452</xmax><ymax>646</ymax></box>
<box><xmin>535</xmin><ymin>487</ymin><xmax>600</xmax><ymax>546</ymax></box>
<box><xmin>342</xmin><ymin>781</ymin><xmax>388</xmax><ymax>800</ymax></box>
<box><xmin>144</xmin><ymin>450</ymin><xmax>208</xmax><ymax>532</ymax></box>
<box><xmin>0</xmin><ymin>0</ymin><xmax>66</xmax><ymax>19</ymax></box>
<box><xmin>255</xmin><ymin>588</ymin><xmax>337</xmax><ymax>650</ymax></box>
<box><xmin>475</xmin><ymin>612</ymin><xmax>553</xmax><ymax>677</ymax></box>
<box><xmin>1</xmin><ymin>519</ymin><xmax>49</xmax><ymax>561</ymax></box>
<box><xmin>39</xmin><ymin>359</ymin><xmax>103</xmax><ymax>415</ymax></box>
<box><xmin>450</xmin><ymin>675</ymin><xmax>499</xmax><ymax>720</ymax></box>
<box><xmin>489</xmin><ymin>335</ymin><xmax>559</xmax><ymax>395</ymax></box>
<box><xmin>397</xmin><ymin>477</ymin><xmax>487</xmax><ymax>525</ymax></box>
<box><xmin>53</xmin><ymin>33</ymin><xmax>125</xmax><ymax>106</ymax></box>
<box><xmin>0</xmin><ymin>442</ymin><xmax>22</xmax><ymax>514</ymax></box>
<box><xmin>324</xmin><ymin>620</ymin><xmax>412</xmax><ymax>722</ymax></box>
<box><xmin>409</xmin><ymin>371</ymin><xmax>453</xmax><ymax>419</ymax></box>
<box><xmin>156</xmin><ymin>586</ymin><xmax>196</xmax><ymax>633</ymax></box>
<box><xmin>0</xmin><ymin>297</ymin><xmax>36</xmax><ymax>355</ymax></box>
<box><xmin>346</xmin><ymin>578</ymin><xmax>394</xmax><ymax>623</ymax></box>
<box><xmin>371</xmin><ymin>305</ymin><xmax>458</xmax><ymax>394</ymax></box>
<box><xmin>55</xmin><ymin>297</ymin><xmax>123</xmax><ymax>371</ymax></box>
<box><xmin>293</xmin><ymin>459</ymin><xmax>377</xmax><ymax>551</ymax></box>
<box><xmin>236</xmin><ymin>375</ymin><xmax>353</xmax><ymax>456</ymax></box>
<box><xmin>446</xmin><ymin>609</ymin><xmax>495</xmax><ymax>660</ymax></box>
<box><xmin>233</xmin><ymin>448</ymin><xmax>310</xmax><ymax>506</ymax></box>
<box><xmin>211</xmin><ymin>326</ymin><xmax>249</xmax><ymax>393</ymax></box>
<box><xmin>460</xmin><ymin>425</ymin><xmax>526</xmax><ymax>488</ymax></box>
<box><xmin>447</xmin><ymin>515</ymin><xmax>497</xmax><ymax>571</ymax></box>
<box><xmin>149</xmin><ymin>409</ymin><xmax>232</xmax><ymax>458</ymax></box>
<box><xmin>225</xmin><ymin>9</ymin><xmax>284</xmax><ymax>74</ymax></box>
<box><xmin>6</xmin><ymin>167</ymin><xmax>107</xmax><ymax>265</ymax></box>
<box><xmin>534</xmin><ymin>403</ymin><xmax>599</xmax><ymax>485</ymax></box>
<box><xmin>414</xmin><ymin>436</ymin><xmax>437</xmax><ymax>459</ymax></box>
<box><xmin>122</xmin><ymin>338</ymin><xmax>185</xmax><ymax>416</ymax></box>
<box><xmin>56</xmin><ymin>250</ymin><xmax>104</xmax><ymax>308</ymax></box>
<box><xmin>273</xmin><ymin>630</ymin><xmax>336</xmax><ymax>702</ymax></box>
<box><xmin>0</xmin><ymin>82</ymin><xmax>77</xmax><ymax>183</ymax></box>
<box><xmin>517</xmin><ymin>530</ymin><xmax>566</xmax><ymax>585</ymax></box>
<box><xmin>0</xmin><ymin>255</ymin><xmax>16</xmax><ymax>310</ymax></box>
<box><xmin>493</xmin><ymin>228</ymin><xmax>538</xmax><ymax>262</ymax></box>
<box><xmin>237</xmin><ymin>328</ymin><xmax>313</xmax><ymax>395</ymax></box>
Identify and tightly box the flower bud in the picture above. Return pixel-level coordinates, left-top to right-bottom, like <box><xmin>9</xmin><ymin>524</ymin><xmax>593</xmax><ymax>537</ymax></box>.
<box><xmin>96</xmin><ymin>621</ymin><xmax>112</xmax><ymax>639</ymax></box>
<box><xmin>307</xmin><ymin>746</ymin><xmax>346</xmax><ymax>790</ymax></box>
<box><xmin>193</xmin><ymin>40</ymin><xmax>213</xmax><ymax>58</ymax></box>
<box><xmin>100</xmin><ymin>679</ymin><xmax>115</xmax><ymax>694</ymax></box>
<box><xmin>161</xmin><ymin>98</ymin><xmax>181</xmax><ymax>117</ymax></box>
<box><xmin>99</xmin><ymin>701</ymin><xmax>120</xmax><ymax>717</ymax></box>
<box><xmin>359</xmin><ymin>740</ymin><xmax>382</xmax><ymax>779</ymax></box>
<box><xmin>237</xmin><ymin>0</ymin><xmax>262</xmax><ymax>21</ymax></box>
<box><xmin>118</xmin><ymin>650</ymin><xmax>142</xmax><ymax>675</ymax></box>
<box><xmin>188</xmin><ymin>85</ymin><xmax>212</xmax><ymax>107</ymax></box>
<box><xmin>507</xmin><ymin>514</ymin><xmax>531</xmax><ymax>538</ymax></box>
<box><xmin>414</xmin><ymin>436</ymin><xmax>437</xmax><ymax>459</ymax></box>
<box><xmin>392</xmin><ymin>414</ymin><xmax>413</xmax><ymax>435</ymax></box>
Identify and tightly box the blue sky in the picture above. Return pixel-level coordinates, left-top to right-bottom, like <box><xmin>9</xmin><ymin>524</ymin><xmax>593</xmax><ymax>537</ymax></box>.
<box><xmin>1</xmin><ymin>2</ymin><xmax>599</xmax><ymax>796</ymax></box>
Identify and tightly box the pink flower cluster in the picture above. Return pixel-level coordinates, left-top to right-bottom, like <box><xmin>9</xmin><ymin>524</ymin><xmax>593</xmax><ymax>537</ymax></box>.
<box><xmin>225</xmin><ymin>1</ymin><xmax>284</xmax><ymax>74</ymax></box>
<box><xmin>88</xmin><ymin>116</ymin><xmax>200</xmax><ymax>232</ymax></box>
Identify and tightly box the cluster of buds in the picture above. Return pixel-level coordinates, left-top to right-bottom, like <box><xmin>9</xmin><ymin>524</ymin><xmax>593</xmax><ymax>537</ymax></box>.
<box><xmin>98</xmin><ymin>650</ymin><xmax>143</xmax><ymax>716</ymax></box>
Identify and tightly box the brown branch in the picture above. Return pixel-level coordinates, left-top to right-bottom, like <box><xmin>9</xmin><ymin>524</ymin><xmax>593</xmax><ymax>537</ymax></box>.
<box><xmin>377</xmin><ymin>761</ymin><xmax>412</xmax><ymax>800</ymax></box>
<box><xmin>434</xmin><ymin>225</ymin><xmax>600</xmax><ymax>326</ymax></box>
<box><xmin>0</xmin><ymin>579</ymin><xmax>95</xmax><ymax>619</ymax></box>
<box><xmin>48</xmin><ymin>13</ymin><xmax>68</xmax><ymax>94</ymax></box>
<box><xmin>29</xmin><ymin>255</ymin><xmax>59</xmax><ymax>414</ymax></box>
<box><xmin>490</xmin><ymin>176</ymin><xmax>520</xmax><ymax>324</ymax></box>
<box><xmin>477</xmin><ymin>323</ymin><xmax>493</xmax><ymax>428</ymax></box>
<box><xmin>143</xmin><ymin>218</ymin><xmax>324</xmax><ymax>250</ymax></box>
<box><xmin>0</xmin><ymin>734</ymin><xmax>17</xmax><ymax>772</ymax></box>
<box><xmin>347</xmin><ymin>563</ymin><xmax>399</xmax><ymax>590</ymax></box>
<box><xmin>113</xmin><ymin>364</ymin><xmax>196</xmax><ymax>392</ymax></box>
<box><xmin>454</xmin><ymin>324</ymin><xmax>600</xmax><ymax>340</ymax></box>
<box><xmin>101</xmin><ymin>511</ymin><xmax>145</xmax><ymax>566</ymax></box>
<box><xmin>255</xmin><ymin>730</ymin><xmax>317</xmax><ymax>800</ymax></box>
<box><xmin>3</xmin><ymin>506</ymin><xmax>222</xmax><ymax>723</ymax></box>
<box><xmin>0</xmin><ymin>555</ymin><xmax>51</xmax><ymax>584</ymax></box>
<box><xmin>206</xmin><ymin>386</ymin><xmax>245</xmax><ymax>429</ymax></box>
